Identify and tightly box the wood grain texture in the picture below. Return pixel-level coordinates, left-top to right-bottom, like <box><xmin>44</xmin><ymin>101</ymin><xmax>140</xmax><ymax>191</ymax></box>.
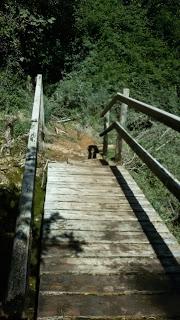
<box><xmin>6</xmin><ymin>74</ymin><xmax>44</xmax><ymax>317</ymax></box>
<box><xmin>101</xmin><ymin>91</ymin><xmax>180</xmax><ymax>132</ymax></box>
<box><xmin>37</xmin><ymin>161</ymin><xmax>180</xmax><ymax>319</ymax></box>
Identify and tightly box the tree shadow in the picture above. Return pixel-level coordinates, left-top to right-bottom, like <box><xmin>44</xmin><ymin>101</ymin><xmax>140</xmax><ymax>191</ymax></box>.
<box><xmin>41</xmin><ymin>212</ymin><xmax>86</xmax><ymax>258</ymax></box>
<box><xmin>110</xmin><ymin>165</ymin><xmax>180</xmax><ymax>292</ymax></box>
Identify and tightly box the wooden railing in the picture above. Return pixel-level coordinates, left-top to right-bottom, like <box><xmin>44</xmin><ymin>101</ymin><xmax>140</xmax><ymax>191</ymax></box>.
<box><xmin>100</xmin><ymin>92</ymin><xmax>180</xmax><ymax>201</ymax></box>
<box><xmin>6</xmin><ymin>75</ymin><xmax>45</xmax><ymax>316</ymax></box>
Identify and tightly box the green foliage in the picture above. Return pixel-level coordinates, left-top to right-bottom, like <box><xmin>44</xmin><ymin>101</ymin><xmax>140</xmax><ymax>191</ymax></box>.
<box><xmin>0</xmin><ymin>71</ymin><xmax>33</xmax><ymax>114</ymax></box>
<box><xmin>14</xmin><ymin>119</ymin><xmax>30</xmax><ymax>137</ymax></box>
<box><xmin>144</xmin><ymin>0</ymin><xmax>180</xmax><ymax>50</ymax></box>
<box><xmin>49</xmin><ymin>0</ymin><xmax>179</xmax><ymax>119</ymax></box>
<box><xmin>0</xmin><ymin>0</ymin><xmax>76</xmax><ymax>81</ymax></box>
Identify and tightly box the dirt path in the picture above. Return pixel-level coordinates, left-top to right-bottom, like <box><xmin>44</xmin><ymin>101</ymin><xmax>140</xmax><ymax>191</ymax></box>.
<box><xmin>44</xmin><ymin>122</ymin><xmax>99</xmax><ymax>162</ymax></box>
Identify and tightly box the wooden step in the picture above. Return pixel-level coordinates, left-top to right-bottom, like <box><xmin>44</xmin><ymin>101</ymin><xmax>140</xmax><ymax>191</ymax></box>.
<box><xmin>42</xmin><ymin>230</ymin><xmax>177</xmax><ymax>245</ymax></box>
<box><xmin>39</xmin><ymin>272</ymin><xmax>175</xmax><ymax>293</ymax></box>
<box><xmin>40</xmin><ymin>256</ymin><xmax>171</xmax><ymax>274</ymax></box>
<box><xmin>42</xmin><ymin>219</ymin><xmax>170</xmax><ymax>233</ymax></box>
<box><xmin>38</xmin><ymin>292</ymin><xmax>180</xmax><ymax>318</ymax></box>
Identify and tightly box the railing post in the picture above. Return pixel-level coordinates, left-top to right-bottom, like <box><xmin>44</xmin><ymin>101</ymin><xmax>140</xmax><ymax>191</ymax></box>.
<box><xmin>39</xmin><ymin>82</ymin><xmax>45</xmax><ymax>150</ymax></box>
<box><xmin>103</xmin><ymin>111</ymin><xmax>110</xmax><ymax>157</ymax></box>
<box><xmin>115</xmin><ymin>88</ymin><xmax>129</xmax><ymax>162</ymax></box>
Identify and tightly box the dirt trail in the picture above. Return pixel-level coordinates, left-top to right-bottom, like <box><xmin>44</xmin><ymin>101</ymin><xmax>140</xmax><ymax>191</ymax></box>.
<box><xmin>45</xmin><ymin>122</ymin><xmax>100</xmax><ymax>162</ymax></box>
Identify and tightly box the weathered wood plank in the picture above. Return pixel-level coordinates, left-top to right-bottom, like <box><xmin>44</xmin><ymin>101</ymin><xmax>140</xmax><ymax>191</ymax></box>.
<box><xmin>37</xmin><ymin>316</ymin><xmax>180</xmax><ymax>320</ymax></box>
<box><xmin>45</xmin><ymin>194</ymin><xmax>151</xmax><ymax>205</ymax></box>
<box><xmin>42</xmin><ymin>230</ymin><xmax>177</xmax><ymax>245</ymax></box>
<box><xmin>47</xmin><ymin>177</ymin><xmax>117</xmax><ymax>184</ymax></box>
<box><xmin>42</xmin><ymin>246</ymin><xmax>180</xmax><ymax>260</ymax></box>
<box><xmin>41</xmin><ymin>242</ymin><xmax>180</xmax><ymax>258</ymax></box>
<box><xmin>37</xmin><ymin>292</ymin><xmax>180</xmax><ymax>318</ymax></box>
<box><xmin>43</xmin><ymin>219</ymin><xmax>170</xmax><ymax>233</ymax></box>
<box><xmin>40</xmin><ymin>256</ymin><xmax>165</xmax><ymax>274</ymax></box>
<box><xmin>48</xmin><ymin>167</ymin><xmax>112</xmax><ymax>173</ymax></box>
<box><xmin>44</xmin><ymin>202</ymin><xmax>154</xmax><ymax>212</ymax></box>
<box><xmin>43</xmin><ymin>209</ymin><xmax>162</xmax><ymax>222</ymax></box>
<box><xmin>45</xmin><ymin>187</ymin><xmax>145</xmax><ymax>196</ymax></box>
<box><xmin>39</xmin><ymin>272</ymin><xmax>174</xmax><ymax>292</ymax></box>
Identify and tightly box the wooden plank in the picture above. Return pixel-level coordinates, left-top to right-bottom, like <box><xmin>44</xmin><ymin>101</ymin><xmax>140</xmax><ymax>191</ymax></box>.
<box><xmin>43</xmin><ymin>219</ymin><xmax>170</xmax><ymax>233</ymax></box>
<box><xmin>39</xmin><ymin>272</ymin><xmax>174</xmax><ymax>293</ymax></box>
<box><xmin>38</xmin><ymin>317</ymin><xmax>179</xmax><ymax>320</ymax></box>
<box><xmin>43</xmin><ymin>209</ymin><xmax>162</xmax><ymax>222</ymax></box>
<box><xmin>46</xmin><ymin>182</ymin><xmax>119</xmax><ymax>188</ymax></box>
<box><xmin>45</xmin><ymin>196</ymin><xmax>132</xmax><ymax>204</ymax></box>
<box><xmin>42</xmin><ymin>229</ymin><xmax>177</xmax><ymax>245</ymax></box>
<box><xmin>100</xmin><ymin>122</ymin><xmax>180</xmax><ymax>200</ymax></box>
<box><xmin>48</xmin><ymin>171</ymin><xmax>112</xmax><ymax>176</ymax></box>
<box><xmin>41</xmin><ymin>242</ymin><xmax>180</xmax><ymax>258</ymax></box>
<box><xmin>49</xmin><ymin>160</ymin><xmax>103</xmax><ymax>167</ymax></box>
<box><xmin>44</xmin><ymin>202</ymin><xmax>153</xmax><ymax>211</ymax></box>
<box><xmin>48</xmin><ymin>165</ymin><xmax>111</xmax><ymax>169</ymax></box>
<box><xmin>47</xmin><ymin>177</ymin><xmax>117</xmax><ymax>183</ymax></box>
<box><xmin>37</xmin><ymin>292</ymin><xmax>180</xmax><ymax>318</ymax></box>
<box><xmin>48</xmin><ymin>167</ymin><xmax>112</xmax><ymax>172</ymax></box>
<box><xmin>45</xmin><ymin>188</ymin><xmax>143</xmax><ymax>196</ymax></box>
<box><xmin>45</xmin><ymin>195</ymin><xmax>155</xmax><ymax>207</ymax></box>
<box><xmin>46</xmin><ymin>183</ymin><xmax>123</xmax><ymax>190</ymax></box>
<box><xmin>45</xmin><ymin>187</ymin><xmax>147</xmax><ymax>197</ymax></box>
<box><xmin>42</xmin><ymin>241</ymin><xmax>180</xmax><ymax>258</ymax></box>
<box><xmin>40</xmin><ymin>257</ymin><xmax>165</xmax><ymax>274</ymax></box>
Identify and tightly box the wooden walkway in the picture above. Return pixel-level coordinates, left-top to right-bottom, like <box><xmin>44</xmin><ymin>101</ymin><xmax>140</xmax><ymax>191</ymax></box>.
<box><xmin>37</xmin><ymin>159</ymin><xmax>180</xmax><ymax>319</ymax></box>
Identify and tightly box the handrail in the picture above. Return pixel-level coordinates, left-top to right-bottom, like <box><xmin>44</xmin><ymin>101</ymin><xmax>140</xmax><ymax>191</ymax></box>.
<box><xmin>100</xmin><ymin>121</ymin><xmax>180</xmax><ymax>201</ymax></box>
<box><xmin>101</xmin><ymin>93</ymin><xmax>180</xmax><ymax>132</ymax></box>
<box><xmin>6</xmin><ymin>74</ymin><xmax>45</xmax><ymax>317</ymax></box>
<box><xmin>100</xmin><ymin>90</ymin><xmax>180</xmax><ymax>201</ymax></box>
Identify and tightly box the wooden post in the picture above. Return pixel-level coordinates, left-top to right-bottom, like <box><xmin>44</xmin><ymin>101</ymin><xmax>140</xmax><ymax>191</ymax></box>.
<box><xmin>103</xmin><ymin>111</ymin><xmax>110</xmax><ymax>157</ymax></box>
<box><xmin>115</xmin><ymin>88</ymin><xmax>129</xmax><ymax>162</ymax></box>
<box><xmin>39</xmin><ymin>83</ymin><xmax>45</xmax><ymax>150</ymax></box>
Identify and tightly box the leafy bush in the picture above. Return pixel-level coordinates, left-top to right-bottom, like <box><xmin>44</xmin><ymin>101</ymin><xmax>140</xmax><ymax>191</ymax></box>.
<box><xmin>0</xmin><ymin>71</ymin><xmax>33</xmax><ymax>114</ymax></box>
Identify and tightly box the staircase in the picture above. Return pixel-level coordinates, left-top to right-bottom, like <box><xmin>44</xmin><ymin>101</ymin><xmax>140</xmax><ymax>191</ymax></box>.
<box><xmin>37</xmin><ymin>159</ymin><xmax>180</xmax><ymax>319</ymax></box>
<box><xmin>6</xmin><ymin>75</ymin><xmax>180</xmax><ymax>319</ymax></box>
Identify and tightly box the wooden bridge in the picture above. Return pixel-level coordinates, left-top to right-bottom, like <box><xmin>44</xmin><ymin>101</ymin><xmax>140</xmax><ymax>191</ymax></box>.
<box><xmin>5</xmin><ymin>75</ymin><xmax>180</xmax><ymax>319</ymax></box>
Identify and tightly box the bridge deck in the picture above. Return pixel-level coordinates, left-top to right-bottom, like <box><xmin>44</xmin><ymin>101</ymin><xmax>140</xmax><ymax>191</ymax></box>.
<box><xmin>37</xmin><ymin>160</ymin><xmax>180</xmax><ymax>319</ymax></box>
